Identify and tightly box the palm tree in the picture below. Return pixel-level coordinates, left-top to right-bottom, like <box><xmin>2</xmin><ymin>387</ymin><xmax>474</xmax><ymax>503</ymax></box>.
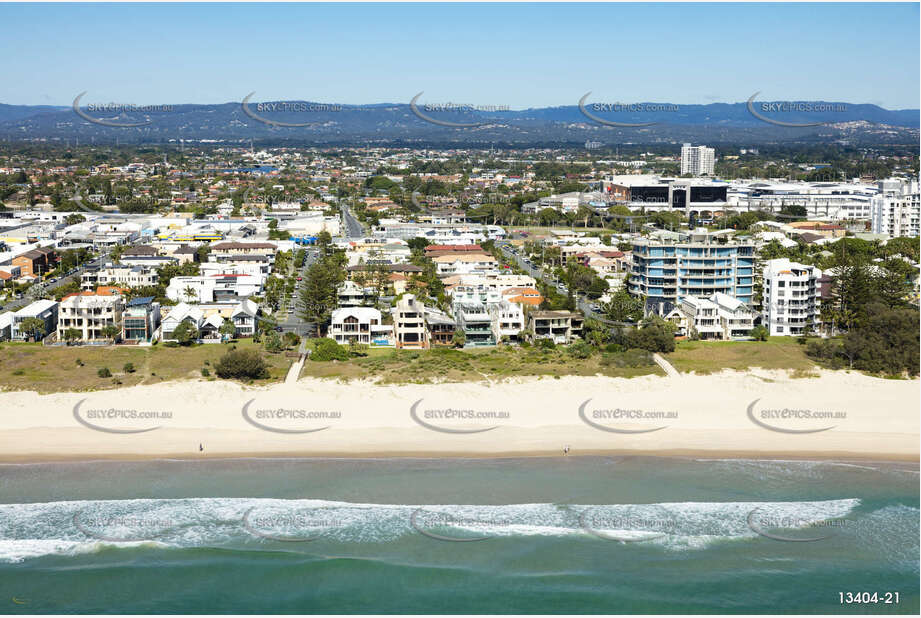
<box><xmin>183</xmin><ymin>285</ymin><xmax>197</xmax><ymax>303</ymax></box>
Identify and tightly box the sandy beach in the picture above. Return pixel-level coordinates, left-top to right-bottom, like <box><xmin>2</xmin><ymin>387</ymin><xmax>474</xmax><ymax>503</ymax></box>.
<box><xmin>0</xmin><ymin>370</ymin><xmax>917</xmax><ymax>463</ymax></box>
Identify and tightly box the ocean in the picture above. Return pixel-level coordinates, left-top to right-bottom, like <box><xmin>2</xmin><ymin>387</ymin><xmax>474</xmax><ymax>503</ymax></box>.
<box><xmin>0</xmin><ymin>457</ymin><xmax>917</xmax><ymax>614</ymax></box>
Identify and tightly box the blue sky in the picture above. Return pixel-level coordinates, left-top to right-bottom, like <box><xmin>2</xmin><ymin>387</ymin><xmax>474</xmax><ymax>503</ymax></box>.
<box><xmin>1</xmin><ymin>2</ymin><xmax>918</xmax><ymax>109</ymax></box>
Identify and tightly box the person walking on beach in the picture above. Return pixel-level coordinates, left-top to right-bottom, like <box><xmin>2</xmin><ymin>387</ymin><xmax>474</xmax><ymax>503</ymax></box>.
<box><xmin>563</xmin><ymin>445</ymin><xmax>570</xmax><ymax>455</ymax></box>
<box><xmin>199</xmin><ymin>443</ymin><xmax>203</xmax><ymax>452</ymax></box>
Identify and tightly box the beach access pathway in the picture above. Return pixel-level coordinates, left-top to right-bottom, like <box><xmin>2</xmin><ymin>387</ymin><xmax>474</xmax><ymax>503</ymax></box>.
<box><xmin>653</xmin><ymin>353</ymin><xmax>680</xmax><ymax>377</ymax></box>
<box><xmin>284</xmin><ymin>341</ymin><xmax>308</xmax><ymax>384</ymax></box>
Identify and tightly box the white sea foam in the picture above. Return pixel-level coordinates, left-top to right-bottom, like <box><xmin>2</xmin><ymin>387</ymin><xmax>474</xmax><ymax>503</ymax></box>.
<box><xmin>0</xmin><ymin>497</ymin><xmax>865</xmax><ymax>562</ymax></box>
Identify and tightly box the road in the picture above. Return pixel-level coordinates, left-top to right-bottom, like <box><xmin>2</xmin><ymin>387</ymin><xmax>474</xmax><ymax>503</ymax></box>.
<box><xmin>276</xmin><ymin>247</ymin><xmax>318</xmax><ymax>337</ymax></box>
<box><xmin>496</xmin><ymin>241</ymin><xmax>604</xmax><ymax>321</ymax></box>
<box><xmin>1</xmin><ymin>254</ymin><xmax>107</xmax><ymax>313</ymax></box>
<box><xmin>340</xmin><ymin>202</ymin><xmax>365</xmax><ymax>239</ymax></box>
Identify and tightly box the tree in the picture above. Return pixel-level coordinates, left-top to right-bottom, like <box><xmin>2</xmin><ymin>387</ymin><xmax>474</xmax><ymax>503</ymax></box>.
<box><xmin>215</xmin><ymin>348</ymin><xmax>270</xmax><ymax>380</ymax></box>
<box><xmin>219</xmin><ymin>318</ymin><xmax>237</xmax><ymax>341</ymax></box>
<box><xmin>183</xmin><ymin>284</ymin><xmax>198</xmax><ymax>303</ymax></box>
<box><xmin>97</xmin><ymin>367</ymin><xmax>112</xmax><ymax>378</ymax></box>
<box><xmin>101</xmin><ymin>324</ymin><xmax>119</xmax><ymax>340</ymax></box>
<box><xmin>18</xmin><ymin>317</ymin><xmax>46</xmax><ymax>342</ymax></box>
<box><xmin>452</xmin><ymin>330</ymin><xmax>466</xmax><ymax>348</ymax></box>
<box><xmin>263</xmin><ymin>331</ymin><xmax>284</xmax><ymax>353</ymax></box>
<box><xmin>63</xmin><ymin>327</ymin><xmax>82</xmax><ymax>345</ymax></box>
<box><xmin>605</xmin><ymin>289</ymin><xmax>644</xmax><ymax>323</ymax></box>
<box><xmin>841</xmin><ymin>303</ymin><xmax>919</xmax><ymax>376</ymax></box>
<box><xmin>625</xmin><ymin>316</ymin><xmax>676</xmax><ymax>353</ymax></box>
<box><xmin>750</xmin><ymin>325</ymin><xmax>769</xmax><ymax>341</ymax></box>
<box><xmin>172</xmin><ymin>320</ymin><xmax>199</xmax><ymax>346</ymax></box>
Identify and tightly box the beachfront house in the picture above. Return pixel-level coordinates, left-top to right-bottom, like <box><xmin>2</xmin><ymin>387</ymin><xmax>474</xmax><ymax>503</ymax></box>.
<box><xmin>122</xmin><ymin>296</ymin><xmax>162</xmax><ymax>344</ymax></box>
<box><xmin>393</xmin><ymin>294</ymin><xmax>428</xmax><ymax>349</ymax></box>
<box><xmin>10</xmin><ymin>299</ymin><xmax>59</xmax><ymax>341</ymax></box>
<box><xmin>528</xmin><ymin>310</ymin><xmax>584</xmax><ymax>344</ymax></box>
<box><xmin>56</xmin><ymin>293</ymin><xmax>125</xmax><ymax>343</ymax></box>
<box><xmin>328</xmin><ymin>307</ymin><xmax>393</xmax><ymax>346</ymax></box>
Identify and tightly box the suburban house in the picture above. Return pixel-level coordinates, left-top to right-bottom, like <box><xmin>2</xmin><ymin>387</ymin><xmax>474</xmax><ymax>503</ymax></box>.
<box><xmin>393</xmin><ymin>294</ymin><xmax>428</xmax><ymax>349</ymax></box>
<box><xmin>336</xmin><ymin>280</ymin><xmax>377</xmax><ymax>307</ymax></box>
<box><xmin>489</xmin><ymin>300</ymin><xmax>526</xmax><ymax>342</ymax></box>
<box><xmin>10</xmin><ymin>299</ymin><xmax>59</xmax><ymax>341</ymax></box>
<box><xmin>56</xmin><ymin>293</ymin><xmax>125</xmax><ymax>343</ymax></box>
<box><xmin>160</xmin><ymin>302</ymin><xmax>204</xmax><ymax>341</ymax></box>
<box><xmin>452</xmin><ymin>302</ymin><xmax>495</xmax><ymax>347</ymax></box>
<box><xmin>424</xmin><ymin>307</ymin><xmax>456</xmax><ymax>347</ymax></box>
<box><xmin>528</xmin><ymin>310</ymin><xmax>584</xmax><ymax>344</ymax></box>
<box><xmin>328</xmin><ymin>307</ymin><xmax>393</xmax><ymax>346</ymax></box>
<box><xmin>665</xmin><ymin>292</ymin><xmax>755</xmax><ymax>340</ymax></box>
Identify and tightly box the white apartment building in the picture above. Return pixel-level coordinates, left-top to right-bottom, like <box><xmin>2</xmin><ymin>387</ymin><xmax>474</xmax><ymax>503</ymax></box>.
<box><xmin>870</xmin><ymin>178</ymin><xmax>920</xmax><ymax>238</ymax></box>
<box><xmin>56</xmin><ymin>294</ymin><xmax>124</xmax><ymax>342</ymax></box>
<box><xmin>166</xmin><ymin>273</ymin><xmax>263</xmax><ymax>303</ymax></box>
<box><xmin>761</xmin><ymin>259</ymin><xmax>823</xmax><ymax>336</ymax></box>
<box><xmin>81</xmin><ymin>264</ymin><xmax>159</xmax><ymax>291</ymax></box>
<box><xmin>680</xmin><ymin>144</ymin><xmax>715</xmax><ymax>176</ymax></box>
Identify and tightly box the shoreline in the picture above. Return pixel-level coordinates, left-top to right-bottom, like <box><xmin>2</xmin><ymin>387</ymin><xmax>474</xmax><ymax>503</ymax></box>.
<box><xmin>0</xmin><ymin>450</ymin><xmax>918</xmax><ymax>466</ymax></box>
<box><xmin>1</xmin><ymin>370</ymin><xmax>917</xmax><ymax>465</ymax></box>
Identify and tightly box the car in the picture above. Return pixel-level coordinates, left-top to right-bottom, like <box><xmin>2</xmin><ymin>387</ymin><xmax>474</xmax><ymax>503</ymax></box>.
<box><xmin>296</xmin><ymin>276</ymin><xmax>303</xmax><ymax>281</ymax></box>
<box><xmin>274</xmin><ymin>326</ymin><xmax>283</xmax><ymax>332</ymax></box>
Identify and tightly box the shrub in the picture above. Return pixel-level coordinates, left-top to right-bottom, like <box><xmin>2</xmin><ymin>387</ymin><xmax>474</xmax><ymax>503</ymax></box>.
<box><xmin>311</xmin><ymin>338</ymin><xmax>349</xmax><ymax>362</ymax></box>
<box><xmin>536</xmin><ymin>338</ymin><xmax>556</xmax><ymax>350</ymax></box>
<box><xmin>12</xmin><ymin>369</ymin><xmax>24</xmax><ymax>376</ymax></box>
<box><xmin>624</xmin><ymin>317</ymin><xmax>676</xmax><ymax>353</ymax></box>
<box><xmin>283</xmin><ymin>331</ymin><xmax>301</xmax><ymax>348</ymax></box>
<box><xmin>214</xmin><ymin>348</ymin><xmax>270</xmax><ymax>380</ymax></box>
<box><xmin>750</xmin><ymin>325</ymin><xmax>769</xmax><ymax>341</ymax></box>
<box><xmin>567</xmin><ymin>340</ymin><xmax>594</xmax><ymax>359</ymax></box>
<box><xmin>97</xmin><ymin>367</ymin><xmax>112</xmax><ymax>378</ymax></box>
<box><xmin>263</xmin><ymin>331</ymin><xmax>284</xmax><ymax>353</ymax></box>
<box><xmin>123</xmin><ymin>362</ymin><xmax>135</xmax><ymax>373</ymax></box>
<box><xmin>201</xmin><ymin>367</ymin><xmax>210</xmax><ymax>377</ymax></box>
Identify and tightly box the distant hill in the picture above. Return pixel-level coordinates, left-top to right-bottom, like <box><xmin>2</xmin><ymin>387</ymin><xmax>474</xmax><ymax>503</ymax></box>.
<box><xmin>0</xmin><ymin>99</ymin><xmax>916</xmax><ymax>147</ymax></box>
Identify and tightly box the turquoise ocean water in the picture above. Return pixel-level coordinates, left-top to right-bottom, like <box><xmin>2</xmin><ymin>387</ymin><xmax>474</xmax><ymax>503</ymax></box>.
<box><xmin>0</xmin><ymin>457</ymin><xmax>917</xmax><ymax>614</ymax></box>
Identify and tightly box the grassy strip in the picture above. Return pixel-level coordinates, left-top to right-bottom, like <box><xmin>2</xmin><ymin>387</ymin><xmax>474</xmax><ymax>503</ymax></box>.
<box><xmin>0</xmin><ymin>340</ymin><xmax>291</xmax><ymax>393</ymax></box>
